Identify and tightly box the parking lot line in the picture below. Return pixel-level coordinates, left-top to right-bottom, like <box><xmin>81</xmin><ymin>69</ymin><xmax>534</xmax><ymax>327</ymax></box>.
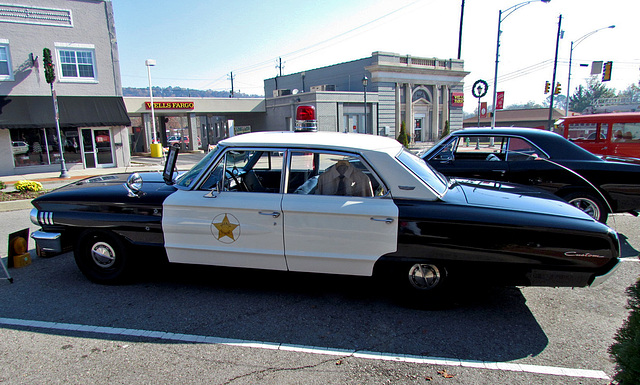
<box><xmin>0</xmin><ymin>317</ymin><xmax>610</xmax><ymax>380</ymax></box>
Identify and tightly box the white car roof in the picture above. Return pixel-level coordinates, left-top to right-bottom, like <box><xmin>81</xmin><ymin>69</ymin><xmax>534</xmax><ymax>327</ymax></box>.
<box><xmin>220</xmin><ymin>131</ymin><xmax>403</xmax><ymax>157</ymax></box>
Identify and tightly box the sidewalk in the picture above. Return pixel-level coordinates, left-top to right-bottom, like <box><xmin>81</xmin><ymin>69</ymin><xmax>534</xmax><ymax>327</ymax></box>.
<box><xmin>0</xmin><ymin>155</ymin><xmax>201</xmax><ymax>212</ymax></box>
<box><xmin>0</xmin><ymin>154</ymin><xmax>199</xmax><ymax>191</ymax></box>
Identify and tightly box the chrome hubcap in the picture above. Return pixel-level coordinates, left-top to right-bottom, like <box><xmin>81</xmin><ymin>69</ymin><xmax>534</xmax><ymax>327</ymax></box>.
<box><xmin>91</xmin><ymin>241</ymin><xmax>116</xmax><ymax>268</ymax></box>
<box><xmin>568</xmin><ymin>197</ymin><xmax>601</xmax><ymax>221</ymax></box>
<box><xmin>408</xmin><ymin>264</ymin><xmax>441</xmax><ymax>290</ymax></box>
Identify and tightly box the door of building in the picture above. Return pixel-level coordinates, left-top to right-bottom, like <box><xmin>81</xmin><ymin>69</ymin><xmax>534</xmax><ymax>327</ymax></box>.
<box><xmin>81</xmin><ymin>128</ymin><xmax>115</xmax><ymax>168</ymax></box>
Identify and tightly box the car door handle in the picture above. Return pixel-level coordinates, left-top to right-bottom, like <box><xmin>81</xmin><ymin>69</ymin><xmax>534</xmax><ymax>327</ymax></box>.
<box><xmin>371</xmin><ymin>217</ymin><xmax>394</xmax><ymax>224</ymax></box>
<box><xmin>259</xmin><ymin>211</ymin><xmax>281</xmax><ymax>218</ymax></box>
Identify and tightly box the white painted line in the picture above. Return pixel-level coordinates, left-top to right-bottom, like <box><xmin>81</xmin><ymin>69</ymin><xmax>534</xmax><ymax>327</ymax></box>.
<box><xmin>0</xmin><ymin>317</ymin><xmax>610</xmax><ymax>380</ymax></box>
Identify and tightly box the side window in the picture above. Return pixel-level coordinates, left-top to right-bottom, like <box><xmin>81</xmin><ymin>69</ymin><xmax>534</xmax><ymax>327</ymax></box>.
<box><xmin>453</xmin><ymin>136</ymin><xmax>507</xmax><ymax>161</ymax></box>
<box><xmin>568</xmin><ymin>123</ymin><xmax>603</xmax><ymax>142</ymax></box>
<box><xmin>199</xmin><ymin>150</ymin><xmax>283</xmax><ymax>193</ymax></box>
<box><xmin>55</xmin><ymin>44</ymin><xmax>97</xmax><ymax>82</ymax></box>
<box><xmin>613</xmin><ymin>123</ymin><xmax>640</xmax><ymax>142</ymax></box>
<box><xmin>506</xmin><ymin>138</ymin><xmax>546</xmax><ymax>161</ymax></box>
<box><xmin>0</xmin><ymin>42</ymin><xmax>14</xmax><ymax>81</ymax></box>
<box><xmin>287</xmin><ymin>151</ymin><xmax>383</xmax><ymax>197</ymax></box>
<box><xmin>432</xmin><ymin>139</ymin><xmax>457</xmax><ymax>161</ymax></box>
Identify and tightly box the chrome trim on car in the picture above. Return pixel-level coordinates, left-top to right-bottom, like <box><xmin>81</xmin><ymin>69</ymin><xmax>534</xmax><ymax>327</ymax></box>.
<box><xmin>30</xmin><ymin>208</ymin><xmax>54</xmax><ymax>226</ymax></box>
<box><xmin>31</xmin><ymin>230</ymin><xmax>62</xmax><ymax>253</ymax></box>
<box><xmin>590</xmin><ymin>260</ymin><xmax>621</xmax><ymax>287</ymax></box>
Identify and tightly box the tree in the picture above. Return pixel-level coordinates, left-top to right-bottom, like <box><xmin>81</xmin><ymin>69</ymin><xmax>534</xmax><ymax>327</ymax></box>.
<box><xmin>569</xmin><ymin>76</ymin><xmax>616</xmax><ymax>113</ymax></box>
<box><xmin>397</xmin><ymin>121</ymin><xmax>409</xmax><ymax>148</ymax></box>
<box><xmin>440</xmin><ymin>120</ymin><xmax>450</xmax><ymax>139</ymax></box>
<box><xmin>543</xmin><ymin>94</ymin><xmax>567</xmax><ymax>111</ymax></box>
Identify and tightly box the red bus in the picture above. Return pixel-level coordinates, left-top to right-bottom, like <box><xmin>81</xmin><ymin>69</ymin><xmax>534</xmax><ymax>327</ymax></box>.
<box><xmin>555</xmin><ymin>112</ymin><xmax>640</xmax><ymax>161</ymax></box>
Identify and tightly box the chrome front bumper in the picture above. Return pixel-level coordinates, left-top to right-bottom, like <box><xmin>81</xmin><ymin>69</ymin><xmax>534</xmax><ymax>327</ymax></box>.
<box><xmin>31</xmin><ymin>231</ymin><xmax>62</xmax><ymax>254</ymax></box>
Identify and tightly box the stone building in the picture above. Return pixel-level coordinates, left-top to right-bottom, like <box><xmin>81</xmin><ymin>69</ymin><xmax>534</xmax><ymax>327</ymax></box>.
<box><xmin>263</xmin><ymin>52</ymin><xmax>468</xmax><ymax>141</ymax></box>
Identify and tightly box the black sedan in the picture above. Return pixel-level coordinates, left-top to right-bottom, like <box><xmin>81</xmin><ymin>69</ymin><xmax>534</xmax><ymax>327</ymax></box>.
<box><xmin>422</xmin><ymin>127</ymin><xmax>640</xmax><ymax>223</ymax></box>
<box><xmin>30</xmin><ymin>131</ymin><xmax>620</xmax><ymax>303</ymax></box>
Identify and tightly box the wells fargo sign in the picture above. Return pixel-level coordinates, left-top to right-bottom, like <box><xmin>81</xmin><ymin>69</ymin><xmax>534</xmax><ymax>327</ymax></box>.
<box><xmin>145</xmin><ymin>101</ymin><xmax>194</xmax><ymax>110</ymax></box>
<box><xmin>450</xmin><ymin>93</ymin><xmax>464</xmax><ymax>107</ymax></box>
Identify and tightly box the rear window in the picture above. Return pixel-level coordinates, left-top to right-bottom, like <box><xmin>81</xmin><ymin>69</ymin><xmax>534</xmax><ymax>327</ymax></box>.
<box><xmin>397</xmin><ymin>149</ymin><xmax>448</xmax><ymax>197</ymax></box>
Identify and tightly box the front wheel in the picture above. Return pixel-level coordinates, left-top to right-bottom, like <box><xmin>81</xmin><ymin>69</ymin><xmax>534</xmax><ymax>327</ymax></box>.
<box><xmin>563</xmin><ymin>191</ymin><xmax>608</xmax><ymax>223</ymax></box>
<box><xmin>381</xmin><ymin>262</ymin><xmax>449</xmax><ymax>308</ymax></box>
<box><xmin>74</xmin><ymin>230</ymin><xmax>131</xmax><ymax>284</ymax></box>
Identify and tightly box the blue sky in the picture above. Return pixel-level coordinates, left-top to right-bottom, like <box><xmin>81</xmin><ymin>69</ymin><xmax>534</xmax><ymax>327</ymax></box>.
<box><xmin>111</xmin><ymin>0</ymin><xmax>640</xmax><ymax>113</ymax></box>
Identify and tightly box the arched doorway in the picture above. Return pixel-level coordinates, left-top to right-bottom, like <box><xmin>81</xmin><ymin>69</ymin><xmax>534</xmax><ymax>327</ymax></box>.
<box><xmin>411</xmin><ymin>87</ymin><xmax>433</xmax><ymax>142</ymax></box>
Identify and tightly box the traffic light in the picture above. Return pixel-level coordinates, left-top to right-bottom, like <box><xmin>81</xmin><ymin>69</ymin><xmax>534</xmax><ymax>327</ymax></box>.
<box><xmin>554</xmin><ymin>82</ymin><xmax>562</xmax><ymax>95</ymax></box>
<box><xmin>544</xmin><ymin>81</ymin><xmax>550</xmax><ymax>94</ymax></box>
<box><xmin>602</xmin><ymin>61</ymin><xmax>613</xmax><ymax>82</ymax></box>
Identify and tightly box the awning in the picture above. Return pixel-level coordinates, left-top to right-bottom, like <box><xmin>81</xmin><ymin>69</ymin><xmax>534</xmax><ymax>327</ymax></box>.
<box><xmin>0</xmin><ymin>95</ymin><xmax>131</xmax><ymax>129</ymax></box>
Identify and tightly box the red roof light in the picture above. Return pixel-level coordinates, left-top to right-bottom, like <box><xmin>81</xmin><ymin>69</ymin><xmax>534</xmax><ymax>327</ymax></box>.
<box><xmin>296</xmin><ymin>105</ymin><xmax>316</xmax><ymax>121</ymax></box>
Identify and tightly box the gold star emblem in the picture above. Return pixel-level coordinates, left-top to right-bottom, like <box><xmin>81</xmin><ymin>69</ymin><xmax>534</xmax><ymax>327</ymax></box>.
<box><xmin>212</xmin><ymin>214</ymin><xmax>239</xmax><ymax>241</ymax></box>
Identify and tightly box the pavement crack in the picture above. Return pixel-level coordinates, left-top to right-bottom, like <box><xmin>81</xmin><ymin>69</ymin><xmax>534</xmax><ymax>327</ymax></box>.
<box><xmin>222</xmin><ymin>355</ymin><xmax>347</xmax><ymax>384</ymax></box>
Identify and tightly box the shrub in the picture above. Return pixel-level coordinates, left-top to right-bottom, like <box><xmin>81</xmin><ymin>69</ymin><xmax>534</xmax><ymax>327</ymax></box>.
<box><xmin>14</xmin><ymin>180</ymin><xmax>43</xmax><ymax>192</ymax></box>
<box><xmin>609</xmin><ymin>278</ymin><xmax>640</xmax><ymax>384</ymax></box>
<box><xmin>397</xmin><ymin>121</ymin><xmax>409</xmax><ymax>148</ymax></box>
<box><xmin>440</xmin><ymin>120</ymin><xmax>450</xmax><ymax>140</ymax></box>
<box><xmin>0</xmin><ymin>180</ymin><xmax>5</xmax><ymax>190</ymax></box>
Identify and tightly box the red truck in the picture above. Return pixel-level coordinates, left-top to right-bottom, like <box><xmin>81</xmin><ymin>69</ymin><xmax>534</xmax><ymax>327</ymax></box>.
<box><xmin>555</xmin><ymin>112</ymin><xmax>640</xmax><ymax>162</ymax></box>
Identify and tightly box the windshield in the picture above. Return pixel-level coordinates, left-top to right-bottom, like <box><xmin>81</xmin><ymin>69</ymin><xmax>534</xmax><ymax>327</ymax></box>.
<box><xmin>397</xmin><ymin>149</ymin><xmax>448</xmax><ymax>196</ymax></box>
<box><xmin>175</xmin><ymin>146</ymin><xmax>219</xmax><ymax>188</ymax></box>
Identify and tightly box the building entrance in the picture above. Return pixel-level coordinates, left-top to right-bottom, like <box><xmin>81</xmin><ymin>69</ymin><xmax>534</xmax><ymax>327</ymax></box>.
<box><xmin>81</xmin><ymin>128</ymin><xmax>114</xmax><ymax>168</ymax></box>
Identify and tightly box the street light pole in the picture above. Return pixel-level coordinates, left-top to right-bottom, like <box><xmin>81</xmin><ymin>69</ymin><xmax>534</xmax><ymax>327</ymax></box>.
<box><xmin>491</xmin><ymin>0</ymin><xmax>551</xmax><ymax>129</ymax></box>
<box><xmin>565</xmin><ymin>25</ymin><xmax>615</xmax><ymax>115</ymax></box>
<box><xmin>362</xmin><ymin>76</ymin><xmax>368</xmax><ymax>135</ymax></box>
<box><xmin>145</xmin><ymin>59</ymin><xmax>157</xmax><ymax>144</ymax></box>
<box><xmin>547</xmin><ymin>14</ymin><xmax>562</xmax><ymax>130</ymax></box>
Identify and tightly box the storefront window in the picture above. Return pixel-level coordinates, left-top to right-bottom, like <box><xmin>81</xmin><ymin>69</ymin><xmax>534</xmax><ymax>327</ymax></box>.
<box><xmin>10</xmin><ymin>127</ymin><xmax>82</xmax><ymax>168</ymax></box>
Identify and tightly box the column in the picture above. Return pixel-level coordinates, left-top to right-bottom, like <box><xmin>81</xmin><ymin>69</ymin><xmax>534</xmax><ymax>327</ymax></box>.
<box><xmin>405</xmin><ymin>83</ymin><xmax>413</xmax><ymax>142</ymax></box>
<box><xmin>432</xmin><ymin>85</ymin><xmax>440</xmax><ymax>142</ymax></box>
<box><xmin>142</xmin><ymin>113</ymin><xmax>152</xmax><ymax>153</ymax></box>
<box><xmin>187</xmin><ymin>113</ymin><xmax>198</xmax><ymax>151</ymax></box>
<box><xmin>441</xmin><ymin>85</ymin><xmax>449</xmax><ymax>136</ymax></box>
<box><xmin>395</xmin><ymin>83</ymin><xmax>401</xmax><ymax>137</ymax></box>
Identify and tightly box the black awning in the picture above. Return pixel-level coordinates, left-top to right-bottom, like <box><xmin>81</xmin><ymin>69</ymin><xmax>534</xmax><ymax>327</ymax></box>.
<box><xmin>0</xmin><ymin>95</ymin><xmax>131</xmax><ymax>129</ymax></box>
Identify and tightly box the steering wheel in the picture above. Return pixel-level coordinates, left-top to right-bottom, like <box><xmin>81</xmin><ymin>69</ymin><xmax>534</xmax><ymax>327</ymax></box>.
<box><xmin>225</xmin><ymin>166</ymin><xmax>248</xmax><ymax>191</ymax></box>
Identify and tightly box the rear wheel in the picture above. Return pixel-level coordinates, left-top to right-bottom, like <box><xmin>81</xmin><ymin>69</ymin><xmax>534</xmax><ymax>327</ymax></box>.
<box><xmin>74</xmin><ymin>230</ymin><xmax>131</xmax><ymax>284</ymax></box>
<box><xmin>563</xmin><ymin>191</ymin><xmax>608</xmax><ymax>223</ymax></box>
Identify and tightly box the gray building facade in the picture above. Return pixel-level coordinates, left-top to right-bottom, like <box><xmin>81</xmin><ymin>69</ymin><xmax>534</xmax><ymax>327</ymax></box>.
<box><xmin>264</xmin><ymin>52</ymin><xmax>468</xmax><ymax>141</ymax></box>
<box><xmin>0</xmin><ymin>0</ymin><xmax>130</xmax><ymax>176</ymax></box>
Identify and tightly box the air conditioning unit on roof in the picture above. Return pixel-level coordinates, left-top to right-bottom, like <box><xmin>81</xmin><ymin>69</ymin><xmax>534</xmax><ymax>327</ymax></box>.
<box><xmin>273</xmin><ymin>89</ymin><xmax>292</xmax><ymax>97</ymax></box>
<box><xmin>310</xmin><ymin>84</ymin><xmax>336</xmax><ymax>92</ymax></box>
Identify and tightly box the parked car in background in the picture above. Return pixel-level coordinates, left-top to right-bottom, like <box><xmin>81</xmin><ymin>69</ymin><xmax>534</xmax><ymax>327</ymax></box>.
<box><xmin>168</xmin><ymin>135</ymin><xmax>201</xmax><ymax>149</ymax></box>
<box><xmin>555</xmin><ymin>112</ymin><xmax>640</xmax><ymax>162</ymax></box>
<box><xmin>30</xmin><ymin>128</ymin><xmax>619</xmax><ymax>302</ymax></box>
<box><xmin>422</xmin><ymin>127</ymin><xmax>640</xmax><ymax>223</ymax></box>
<box><xmin>11</xmin><ymin>141</ymin><xmax>29</xmax><ymax>155</ymax></box>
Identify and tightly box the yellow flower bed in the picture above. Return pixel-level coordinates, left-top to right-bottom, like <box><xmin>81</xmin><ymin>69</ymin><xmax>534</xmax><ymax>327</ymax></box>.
<box><xmin>14</xmin><ymin>180</ymin><xmax>43</xmax><ymax>192</ymax></box>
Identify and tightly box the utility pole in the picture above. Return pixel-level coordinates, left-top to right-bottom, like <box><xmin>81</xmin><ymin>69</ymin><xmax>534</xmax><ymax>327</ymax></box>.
<box><xmin>457</xmin><ymin>0</ymin><xmax>465</xmax><ymax>59</ymax></box>
<box><xmin>276</xmin><ymin>57</ymin><xmax>284</xmax><ymax>76</ymax></box>
<box><xmin>229</xmin><ymin>72</ymin><xmax>235</xmax><ymax>98</ymax></box>
<box><xmin>547</xmin><ymin>14</ymin><xmax>562</xmax><ymax>130</ymax></box>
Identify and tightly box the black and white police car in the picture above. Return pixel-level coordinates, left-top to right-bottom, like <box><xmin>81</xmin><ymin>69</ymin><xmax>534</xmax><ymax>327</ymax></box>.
<box><xmin>30</xmin><ymin>107</ymin><xmax>620</xmax><ymax>300</ymax></box>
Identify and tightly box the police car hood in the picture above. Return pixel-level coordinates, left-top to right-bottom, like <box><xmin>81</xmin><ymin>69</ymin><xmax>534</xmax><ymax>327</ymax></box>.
<box><xmin>451</xmin><ymin>178</ymin><xmax>594</xmax><ymax>220</ymax></box>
